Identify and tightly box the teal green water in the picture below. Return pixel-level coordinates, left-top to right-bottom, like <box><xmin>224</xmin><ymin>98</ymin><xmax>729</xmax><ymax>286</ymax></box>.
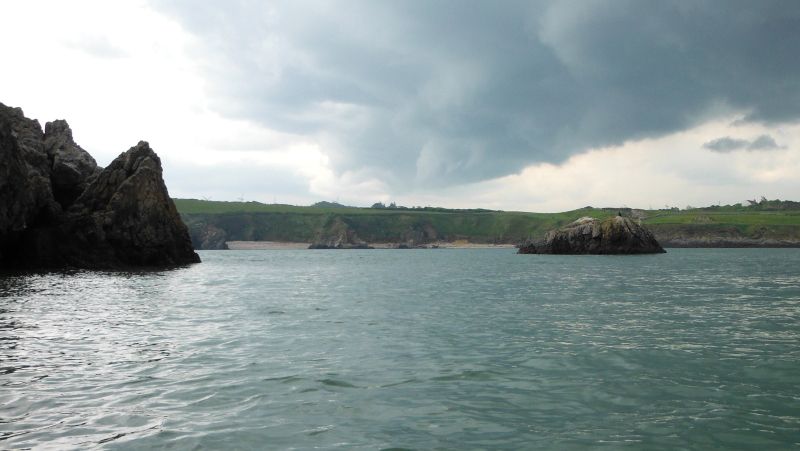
<box><xmin>1</xmin><ymin>249</ymin><xmax>799</xmax><ymax>450</ymax></box>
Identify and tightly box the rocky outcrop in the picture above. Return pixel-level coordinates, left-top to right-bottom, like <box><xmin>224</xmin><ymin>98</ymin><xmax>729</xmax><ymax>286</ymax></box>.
<box><xmin>0</xmin><ymin>102</ymin><xmax>200</xmax><ymax>269</ymax></box>
<box><xmin>518</xmin><ymin>216</ymin><xmax>666</xmax><ymax>255</ymax></box>
<box><xmin>308</xmin><ymin>216</ymin><xmax>373</xmax><ymax>249</ymax></box>
<box><xmin>0</xmin><ymin>106</ymin><xmax>60</xmax><ymax>245</ymax></box>
<box><xmin>189</xmin><ymin>223</ymin><xmax>229</xmax><ymax>250</ymax></box>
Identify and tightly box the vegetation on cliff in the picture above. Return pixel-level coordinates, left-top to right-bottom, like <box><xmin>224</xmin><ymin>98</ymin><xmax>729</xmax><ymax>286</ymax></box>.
<box><xmin>176</xmin><ymin>199</ymin><xmax>610</xmax><ymax>249</ymax></box>
<box><xmin>176</xmin><ymin>199</ymin><xmax>800</xmax><ymax>249</ymax></box>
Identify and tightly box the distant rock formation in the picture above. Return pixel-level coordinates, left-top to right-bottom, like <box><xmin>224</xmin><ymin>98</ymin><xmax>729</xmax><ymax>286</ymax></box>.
<box><xmin>189</xmin><ymin>223</ymin><xmax>229</xmax><ymax>250</ymax></box>
<box><xmin>0</xmin><ymin>102</ymin><xmax>200</xmax><ymax>269</ymax></box>
<box><xmin>308</xmin><ymin>216</ymin><xmax>373</xmax><ymax>249</ymax></box>
<box><xmin>518</xmin><ymin>216</ymin><xmax>666</xmax><ymax>255</ymax></box>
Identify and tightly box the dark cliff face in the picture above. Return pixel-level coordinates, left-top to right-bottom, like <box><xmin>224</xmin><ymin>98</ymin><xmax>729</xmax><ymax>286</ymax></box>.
<box><xmin>0</xmin><ymin>102</ymin><xmax>200</xmax><ymax>269</ymax></box>
<box><xmin>518</xmin><ymin>216</ymin><xmax>666</xmax><ymax>255</ymax></box>
<box><xmin>0</xmin><ymin>106</ymin><xmax>61</xmax><ymax>253</ymax></box>
<box><xmin>44</xmin><ymin>119</ymin><xmax>103</xmax><ymax>209</ymax></box>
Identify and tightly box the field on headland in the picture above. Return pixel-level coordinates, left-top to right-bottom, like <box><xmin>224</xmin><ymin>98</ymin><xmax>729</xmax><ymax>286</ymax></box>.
<box><xmin>174</xmin><ymin>199</ymin><xmax>800</xmax><ymax>249</ymax></box>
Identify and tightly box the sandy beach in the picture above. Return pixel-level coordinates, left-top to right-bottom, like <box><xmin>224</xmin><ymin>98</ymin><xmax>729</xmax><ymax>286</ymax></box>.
<box><xmin>224</xmin><ymin>241</ymin><xmax>516</xmax><ymax>250</ymax></box>
<box><xmin>226</xmin><ymin>241</ymin><xmax>312</xmax><ymax>250</ymax></box>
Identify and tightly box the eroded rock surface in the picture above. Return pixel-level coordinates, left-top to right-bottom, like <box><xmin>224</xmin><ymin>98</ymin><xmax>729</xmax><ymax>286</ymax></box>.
<box><xmin>518</xmin><ymin>216</ymin><xmax>666</xmax><ymax>255</ymax></box>
<box><xmin>44</xmin><ymin>120</ymin><xmax>102</xmax><ymax>208</ymax></box>
<box><xmin>0</xmin><ymin>102</ymin><xmax>200</xmax><ymax>269</ymax></box>
<box><xmin>309</xmin><ymin>217</ymin><xmax>373</xmax><ymax>249</ymax></box>
<box><xmin>189</xmin><ymin>223</ymin><xmax>229</xmax><ymax>250</ymax></box>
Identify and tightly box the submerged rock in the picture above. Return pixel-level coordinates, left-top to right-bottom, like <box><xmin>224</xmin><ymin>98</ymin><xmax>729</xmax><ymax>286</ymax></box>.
<box><xmin>518</xmin><ymin>216</ymin><xmax>666</xmax><ymax>255</ymax></box>
<box><xmin>0</xmin><ymin>102</ymin><xmax>200</xmax><ymax>269</ymax></box>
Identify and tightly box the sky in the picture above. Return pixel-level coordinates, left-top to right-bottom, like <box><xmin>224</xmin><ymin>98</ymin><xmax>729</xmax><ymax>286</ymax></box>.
<box><xmin>1</xmin><ymin>0</ymin><xmax>799</xmax><ymax>212</ymax></box>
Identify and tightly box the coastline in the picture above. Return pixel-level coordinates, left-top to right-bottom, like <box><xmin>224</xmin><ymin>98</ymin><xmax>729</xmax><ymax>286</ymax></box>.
<box><xmin>224</xmin><ymin>241</ymin><xmax>517</xmax><ymax>250</ymax></box>
<box><xmin>222</xmin><ymin>239</ymin><xmax>800</xmax><ymax>250</ymax></box>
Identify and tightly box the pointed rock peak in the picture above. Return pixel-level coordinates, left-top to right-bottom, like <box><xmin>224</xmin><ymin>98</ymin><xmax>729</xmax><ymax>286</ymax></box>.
<box><xmin>42</xmin><ymin>119</ymin><xmax>101</xmax><ymax>209</ymax></box>
<box><xmin>120</xmin><ymin>140</ymin><xmax>162</xmax><ymax>174</ymax></box>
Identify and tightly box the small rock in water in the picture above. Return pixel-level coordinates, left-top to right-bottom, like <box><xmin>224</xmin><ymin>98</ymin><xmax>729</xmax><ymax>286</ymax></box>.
<box><xmin>518</xmin><ymin>216</ymin><xmax>666</xmax><ymax>255</ymax></box>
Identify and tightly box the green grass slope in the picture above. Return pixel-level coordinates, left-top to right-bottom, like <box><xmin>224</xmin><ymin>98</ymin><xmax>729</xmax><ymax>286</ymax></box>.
<box><xmin>174</xmin><ymin>199</ymin><xmax>800</xmax><ymax>248</ymax></box>
<box><xmin>175</xmin><ymin>199</ymin><xmax>620</xmax><ymax>247</ymax></box>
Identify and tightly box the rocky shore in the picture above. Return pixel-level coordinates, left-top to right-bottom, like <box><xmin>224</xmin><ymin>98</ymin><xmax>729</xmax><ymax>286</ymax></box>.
<box><xmin>0</xmin><ymin>103</ymin><xmax>200</xmax><ymax>269</ymax></box>
<box><xmin>656</xmin><ymin>237</ymin><xmax>800</xmax><ymax>248</ymax></box>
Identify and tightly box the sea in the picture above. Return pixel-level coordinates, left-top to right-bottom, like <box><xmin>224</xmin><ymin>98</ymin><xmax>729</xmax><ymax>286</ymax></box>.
<box><xmin>1</xmin><ymin>248</ymin><xmax>799</xmax><ymax>450</ymax></box>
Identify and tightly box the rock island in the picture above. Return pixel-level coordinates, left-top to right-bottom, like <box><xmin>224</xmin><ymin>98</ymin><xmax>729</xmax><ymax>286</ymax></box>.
<box><xmin>518</xmin><ymin>215</ymin><xmax>666</xmax><ymax>255</ymax></box>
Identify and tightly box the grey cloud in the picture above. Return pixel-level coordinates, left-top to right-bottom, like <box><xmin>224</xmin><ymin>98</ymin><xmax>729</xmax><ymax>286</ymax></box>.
<box><xmin>703</xmin><ymin>134</ymin><xmax>783</xmax><ymax>152</ymax></box>
<box><xmin>747</xmin><ymin>134</ymin><xmax>782</xmax><ymax>150</ymax></box>
<box><xmin>151</xmin><ymin>0</ymin><xmax>800</xmax><ymax>191</ymax></box>
<box><xmin>703</xmin><ymin>137</ymin><xmax>750</xmax><ymax>152</ymax></box>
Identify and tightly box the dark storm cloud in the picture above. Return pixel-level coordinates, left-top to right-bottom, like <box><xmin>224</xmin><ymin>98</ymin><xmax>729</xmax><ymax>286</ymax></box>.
<box><xmin>703</xmin><ymin>134</ymin><xmax>783</xmax><ymax>152</ymax></box>
<box><xmin>151</xmin><ymin>0</ymin><xmax>800</xmax><ymax>189</ymax></box>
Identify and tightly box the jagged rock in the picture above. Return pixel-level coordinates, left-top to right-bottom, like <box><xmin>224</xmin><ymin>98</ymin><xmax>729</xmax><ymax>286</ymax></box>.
<box><xmin>44</xmin><ymin>120</ymin><xmax>102</xmax><ymax>208</ymax></box>
<box><xmin>0</xmin><ymin>102</ymin><xmax>200</xmax><ymax>269</ymax></box>
<box><xmin>518</xmin><ymin>216</ymin><xmax>666</xmax><ymax>255</ymax></box>
<box><xmin>0</xmin><ymin>105</ymin><xmax>59</xmax><ymax>244</ymax></box>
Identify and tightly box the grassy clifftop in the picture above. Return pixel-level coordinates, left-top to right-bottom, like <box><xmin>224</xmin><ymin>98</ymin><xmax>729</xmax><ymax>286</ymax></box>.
<box><xmin>174</xmin><ymin>199</ymin><xmax>800</xmax><ymax>249</ymax></box>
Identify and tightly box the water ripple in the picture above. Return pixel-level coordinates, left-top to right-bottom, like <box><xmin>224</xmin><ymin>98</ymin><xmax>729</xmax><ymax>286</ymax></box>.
<box><xmin>0</xmin><ymin>249</ymin><xmax>799</xmax><ymax>449</ymax></box>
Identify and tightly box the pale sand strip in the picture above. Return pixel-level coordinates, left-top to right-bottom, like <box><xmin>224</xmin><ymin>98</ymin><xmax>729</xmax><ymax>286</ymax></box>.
<box><xmin>225</xmin><ymin>241</ymin><xmax>516</xmax><ymax>250</ymax></box>
<box><xmin>226</xmin><ymin>241</ymin><xmax>311</xmax><ymax>250</ymax></box>
<box><xmin>432</xmin><ymin>243</ymin><xmax>517</xmax><ymax>249</ymax></box>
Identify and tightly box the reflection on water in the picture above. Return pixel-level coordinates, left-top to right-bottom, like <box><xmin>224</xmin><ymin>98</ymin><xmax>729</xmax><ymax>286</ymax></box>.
<box><xmin>1</xmin><ymin>249</ymin><xmax>799</xmax><ymax>449</ymax></box>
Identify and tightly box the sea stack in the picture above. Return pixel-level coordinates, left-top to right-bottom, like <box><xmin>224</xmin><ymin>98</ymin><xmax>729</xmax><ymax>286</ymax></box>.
<box><xmin>518</xmin><ymin>216</ymin><xmax>666</xmax><ymax>255</ymax></box>
<box><xmin>0</xmin><ymin>102</ymin><xmax>201</xmax><ymax>269</ymax></box>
